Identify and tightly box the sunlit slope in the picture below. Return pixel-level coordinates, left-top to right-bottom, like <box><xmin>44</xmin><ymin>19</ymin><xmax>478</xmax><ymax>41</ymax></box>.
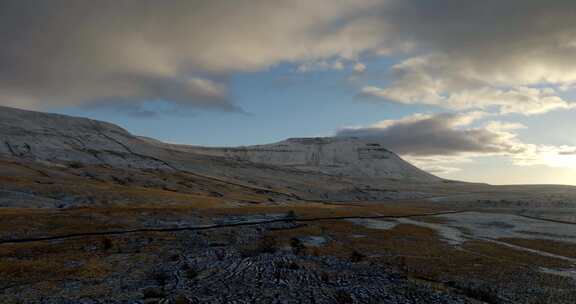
<box><xmin>163</xmin><ymin>137</ymin><xmax>441</xmax><ymax>182</ymax></box>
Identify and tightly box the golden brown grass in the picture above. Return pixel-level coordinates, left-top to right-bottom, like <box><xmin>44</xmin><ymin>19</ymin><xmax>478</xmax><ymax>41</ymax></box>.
<box><xmin>264</xmin><ymin>218</ymin><xmax>576</xmax><ymax>291</ymax></box>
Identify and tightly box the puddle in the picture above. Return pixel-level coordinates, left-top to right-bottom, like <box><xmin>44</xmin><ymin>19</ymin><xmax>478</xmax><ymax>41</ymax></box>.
<box><xmin>437</xmin><ymin>212</ymin><xmax>576</xmax><ymax>244</ymax></box>
<box><xmin>299</xmin><ymin>236</ymin><xmax>327</xmax><ymax>247</ymax></box>
<box><xmin>347</xmin><ymin>218</ymin><xmax>397</xmax><ymax>230</ymax></box>
<box><xmin>540</xmin><ymin>267</ymin><xmax>576</xmax><ymax>280</ymax></box>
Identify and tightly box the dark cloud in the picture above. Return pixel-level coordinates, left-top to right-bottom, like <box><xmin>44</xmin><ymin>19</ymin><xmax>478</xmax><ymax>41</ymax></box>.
<box><xmin>1</xmin><ymin>0</ymin><xmax>576</xmax><ymax>116</ymax></box>
<box><xmin>336</xmin><ymin>113</ymin><xmax>523</xmax><ymax>156</ymax></box>
<box><xmin>335</xmin><ymin>112</ymin><xmax>576</xmax><ymax>174</ymax></box>
<box><xmin>0</xmin><ymin>0</ymin><xmax>380</xmax><ymax>111</ymax></box>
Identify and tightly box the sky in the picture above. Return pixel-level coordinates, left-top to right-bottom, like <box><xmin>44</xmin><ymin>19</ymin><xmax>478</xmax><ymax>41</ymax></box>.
<box><xmin>1</xmin><ymin>0</ymin><xmax>576</xmax><ymax>185</ymax></box>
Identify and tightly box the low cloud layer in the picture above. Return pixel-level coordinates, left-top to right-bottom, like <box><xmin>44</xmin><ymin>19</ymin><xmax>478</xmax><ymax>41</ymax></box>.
<box><xmin>337</xmin><ymin>112</ymin><xmax>576</xmax><ymax>174</ymax></box>
<box><xmin>337</xmin><ymin>112</ymin><xmax>522</xmax><ymax>156</ymax></box>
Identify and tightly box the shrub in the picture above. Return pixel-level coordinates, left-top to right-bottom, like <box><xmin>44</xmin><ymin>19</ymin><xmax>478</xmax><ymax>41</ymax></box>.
<box><xmin>142</xmin><ymin>287</ymin><xmax>166</xmax><ymax>299</ymax></box>
<box><xmin>447</xmin><ymin>281</ymin><xmax>502</xmax><ymax>303</ymax></box>
<box><xmin>150</xmin><ymin>269</ymin><xmax>170</xmax><ymax>286</ymax></box>
<box><xmin>349</xmin><ymin>250</ymin><xmax>365</xmax><ymax>263</ymax></box>
<box><xmin>240</xmin><ymin>235</ymin><xmax>278</xmax><ymax>257</ymax></box>
<box><xmin>174</xmin><ymin>294</ymin><xmax>192</xmax><ymax>304</ymax></box>
<box><xmin>101</xmin><ymin>238</ymin><xmax>113</xmax><ymax>251</ymax></box>
<box><xmin>290</xmin><ymin>237</ymin><xmax>306</xmax><ymax>255</ymax></box>
<box><xmin>286</xmin><ymin>210</ymin><xmax>297</xmax><ymax>220</ymax></box>
<box><xmin>68</xmin><ymin>162</ymin><xmax>84</xmax><ymax>169</ymax></box>
<box><xmin>334</xmin><ymin>290</ymin><xmax>354</xmax><ymax>304</ymax></box>
<box><xmin>256</xmin><ymin>235</ymin><xmax>278</xmax><ymax>254</ymax></box>
<box><xmin>181</xmin><ymin>263</ymin><xmax>198</xmax><ymax>280</ymax></box>
<box><xmin>275</xmin><ymin>260</ymin><xmax>300</xmax><ymax>270</ymax></box>
<box><xmin>459</xmin><ymin>284</ymin><xmax>501</xmax><ymax>303</ymax></box>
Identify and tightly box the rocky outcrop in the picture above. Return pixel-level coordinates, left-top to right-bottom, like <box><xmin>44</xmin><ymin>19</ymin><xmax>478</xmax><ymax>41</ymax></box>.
<box><xmin>0</xmin><ymin>106</ymin><xmax>177</xmax><ymax>169</ymax></box>
<box><xmin>169</xmin><ymin>137</ymin><xmax>440</xmax><ymax>182</ymax></box>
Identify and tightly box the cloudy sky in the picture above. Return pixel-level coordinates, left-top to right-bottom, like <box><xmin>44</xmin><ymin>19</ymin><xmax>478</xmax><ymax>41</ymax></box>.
<box><xmin>2</xmin><ymin>0</ymin><xmax>576</xmax><ymax>185</ymax></box>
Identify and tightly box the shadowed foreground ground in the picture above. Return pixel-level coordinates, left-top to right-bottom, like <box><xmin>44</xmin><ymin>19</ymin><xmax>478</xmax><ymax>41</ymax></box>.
<box><xmin>1</xmin><ymin>160</ymin><xmax>576</xmax><ymax>303</ymax></box>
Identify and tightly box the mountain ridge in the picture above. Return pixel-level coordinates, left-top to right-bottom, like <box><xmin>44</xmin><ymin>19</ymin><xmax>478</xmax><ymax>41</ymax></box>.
<box><xmin>0</xmin><ymin>105</ymin><xmax>439</xmax><ymax>182</ymax></box>
<box><xmin>165</xmin><ymin>137</ymin><xmax>440</xmax><ymax>182</ymax></box>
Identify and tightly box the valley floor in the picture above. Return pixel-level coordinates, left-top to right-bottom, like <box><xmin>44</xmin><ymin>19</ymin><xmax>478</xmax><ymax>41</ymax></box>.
<box><xmin>1</xmin><ymin>159</ymin><xmax>576</xmax><ymax>303</ymax></box>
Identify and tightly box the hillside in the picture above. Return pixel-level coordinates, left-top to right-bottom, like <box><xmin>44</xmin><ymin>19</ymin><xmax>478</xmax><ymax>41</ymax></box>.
<box><xmin>0</xmin><ymin>106</ymin><xmax>448</xmax><ymax>202</ymax></box>
<box><xmin>168</xmin><ymin>137</ymin><xmax>440</xmax><ymax>182</ymax></box>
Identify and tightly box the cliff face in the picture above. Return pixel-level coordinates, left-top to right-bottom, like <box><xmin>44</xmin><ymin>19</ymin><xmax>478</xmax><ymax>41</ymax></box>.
<box><xmin>169</xmin><ymin>137</ymin><xmax>441</xmax><ymax>182</ymax></box>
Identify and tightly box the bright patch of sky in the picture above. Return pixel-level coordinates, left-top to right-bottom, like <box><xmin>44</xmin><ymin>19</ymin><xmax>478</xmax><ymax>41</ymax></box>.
<box><xmin>53</xmin><ymin>59</ymin><xmax>436</xmax><ymax>146</ymax></box>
